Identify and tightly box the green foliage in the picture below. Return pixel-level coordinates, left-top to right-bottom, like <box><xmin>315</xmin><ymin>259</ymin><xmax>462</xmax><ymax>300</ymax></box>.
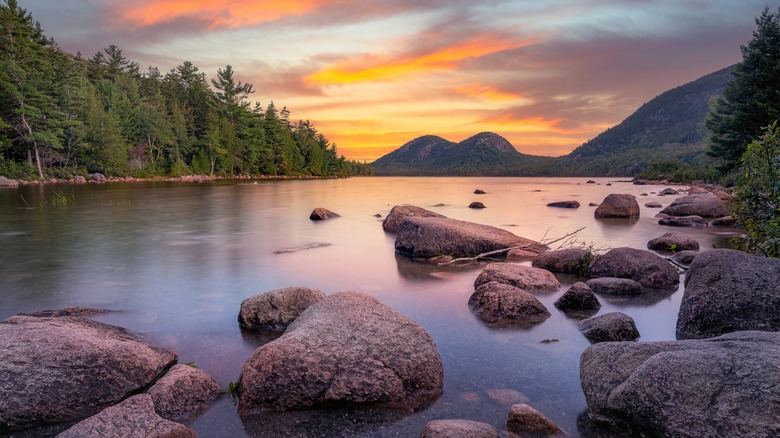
<box><xmin>708</xmin><ymin>7</ymin><xmax>780</xmax><ymax>173</ymax></box>
<box><xmin>729</xmin><ymin>122</ymin><xmax>780</xmax><ymax>257</ymax></box>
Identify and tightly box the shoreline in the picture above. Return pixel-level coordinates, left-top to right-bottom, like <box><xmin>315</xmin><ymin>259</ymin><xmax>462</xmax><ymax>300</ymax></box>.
<box><xmin>0</xmin><ymin>173</ymin><xmax>347</xmax><ymax>187</ymax></box>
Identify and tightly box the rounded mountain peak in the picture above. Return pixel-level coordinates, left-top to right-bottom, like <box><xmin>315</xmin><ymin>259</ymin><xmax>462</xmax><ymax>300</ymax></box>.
<box><xmin>459</xmin><ymin>132</ymin><xmax>518</xmax><ymax>155</ymax></box>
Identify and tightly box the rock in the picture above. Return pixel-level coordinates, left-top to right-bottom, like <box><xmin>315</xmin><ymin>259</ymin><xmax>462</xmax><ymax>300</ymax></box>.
<box><xmin>57</xmin><ymin>394</ymin><xmax>196</xmax><ymax>438</ymax></box>
<box><xmin>594</xmin><ymin>194</ymin><xmax>640</xmax><ymax>218</ymax></box>
<box><xmin>309</xmin><ymin>207</ymin><xmax>340</xmax><ymax>220</ymax></box>
<box><xmin>419</xmin><ymin>419</ymin><xmax>499</xmax><ymax>438</ymax></box>
<box><xmin>588</xmin><ymin>202</ymin><xmax>598</xmax><ymax>207</ymax></box>
<box><xmin>709</xmin><ymin>215</ymin><xmax>736</xmax><ymax>227</ymax></box>
<box><xmin>506</xmin><ymin>403</ymin><xmax>565</xmax><ymax>436</ymax></box>
<box><xmin>0</xmin><ymin>176</ymin><xmax>19</xmax><ymax>187</ymax></box>
<box><xmin>468</xmin><ymin>201</ymin><xmax>486</xmax><ymax>209</ymax></box>
<box><xmin>687</xmin><ymin>185</ymin><xmax>710</xmax><ymax>195</ymax></box>
<box><xmin>474</xmin><ymin>263</ymin><xmax>560</xmax><ymax>294</ymax></box>
<box><xmin>659</xmin><ymin>188</ymin><xmax>678</xmax><ymax>195</ymax></box>
<box><xmin>670</xmin><ymin>250</ymin><xmax>698</xmax><ymax>267</ymax></box>
<box><xmin>713</xmin><ymin>190</ymin><xmax>731</xmax><ymax>200</ymax></box>
<box><xmin>91</xmin><ymin>172</ymin><xmax>106</xmax><ymax>182</ymax></box>
<box><xmin>18</xmin><ymin>307</ymin><xmax>111</xmax><ymax>318</ymax></box>
<box><xmin>532</xmin><ymin>248</ymin><xmax>589</xmax><ymax>275</ymax></box>
<box><xmin>238</xmin><ymin>286</ymin><xmax>326</xmax><ymax>332</ymax></box>
<box><xmin>554</xmin><ymin>282</ymin><xmax>601</xmax><ymax>312</ymax></box>
<box><xmin>606</xmin><ymin>183</ymin><xmax>612</xmax><ymax>186</ymax></box>
<box><xmin>586</xmin><ymin>180</ymin><xmax>596</xmax><ymax>184</ymax></box>
<box><xmin>507</xmin><ymin>249</ymin><xmax>539</xmax><ymax>260</ymax></box>
<box><xmin>657</xmin><ymin>215</ymin><xmax>707</xmax><ymax>227</ymax></box>
<box><xmin>676</xmin><ymin>249</ymin><xmax>780</xmax><ymax>338</ymax></box>
<box><xmin>646</xmin><ymin>232</ymin><xmax>700</xmax><ymax>252</ymax></box>
<box><xmin>468</xmin><ymin>282</ymin><xmax>551</xmax><ymax>325</ymax></box>
<box><xmin>547</xmin><ymin>200</ymin><xmax>580</xmax><ymax>208</ymax></box>
<box><xmin>579</xmin><ymin>331</ymin><xmax>780</xmax><ymax>437</ymax></box>
<box><xmin>74</xmin><ymin>175</ymin><xmax>87</xmax><ymax>182</ymax></box>
<box><xmin>395</xmin><ymin>217</ymin><xmax>547</xmax><ymax>259</ymax></box>
<box><xmin>585</xmin><ymin>277</ymin><xmax>643</xmax><ymax>296</ymax></box>
<box><xmin>146</xmin><ymin>364</ymin><xmax>222</xmax><ymax>422</ymax></box>
<box><xmin>0</xmin><ymin>316</ymin><xmax>177</xmax><ymax>431</ymax></box>
<box><xmin>237</xmin><ymin>292</ymin><xmax>444</xmax><ymax>414</ymax></box>
<box><xmin>485</xmin><ymin>388</ymin><xmax>530</xmax><ymax>406</ymax></box>
<box><xmin>644</xmin><ymin>202</ymin><xmax>662</xmax><ymax>208</ymax></box>
<box><xmin>578</xmin><ymin>312</ymin><xmax>640</xmax><ymax>343</ymax></box>
<box><xmin>659</xmin><ymin>193</ymin><xmax>727</xmax><ymax>218</ymax></box>
<box><xmin>473</xmin><ymin>189</ymin><xmax>487</xmax><ymax>194</ymax></box>
<box><xmin>382</xmin><ymin>205</ymin><xmax>445</xmax><ymax>233</ymax></box>
<box><xmin>587</xmin><ymin>247</ymin><xmax>679</xmax><ymax>290</ymax></box>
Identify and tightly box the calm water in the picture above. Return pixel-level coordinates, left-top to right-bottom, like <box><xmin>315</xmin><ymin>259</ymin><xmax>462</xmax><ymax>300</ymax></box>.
<box><xmin>0</xmin><ymin>177</ymin><xmax>739</xmax><ymax>437</ymax></box>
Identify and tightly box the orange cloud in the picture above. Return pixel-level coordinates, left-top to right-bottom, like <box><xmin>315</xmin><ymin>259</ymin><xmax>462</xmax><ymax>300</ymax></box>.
<box><xmin>455</xmin><ymin>83</ymin><xmax>524</xmax><ymax>102</ymax></box>
<box><xmin>307</xmin><ymin>36</ymin><xmax>536</xmax><ymax>85</ymax></box>
<box><xmin>117</xmin><ymin>0</ymin><xmax>341</xmax><ymax>29</ymax></box>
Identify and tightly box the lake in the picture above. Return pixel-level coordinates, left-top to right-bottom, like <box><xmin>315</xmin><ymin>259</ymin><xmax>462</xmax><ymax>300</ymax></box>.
<box><xmin>0</xmin><ymin>177</ymin><xmax>739</xmax><ymax>437</ymax></box>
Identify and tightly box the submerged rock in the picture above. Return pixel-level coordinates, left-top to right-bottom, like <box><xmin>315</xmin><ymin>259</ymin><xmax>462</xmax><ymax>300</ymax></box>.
<box><xmin>578</xmin><ymin>312</ymin><xmax>640</xmax><ymax>343</ymax></box>
<box><xmin>18</xmin><ymin>307</ymin><xmax>111</xmax><ymax>318</ymax></box>
<box><xmin>238</xmin><ymin>286</ymin><xmax>326</xmax><ymax>332</ymax></box>
<box><xmin>419</xmin><ymin>419</ymin><xmax>499</xmax><ymax>438</ymax></box>
<box><xmin>506</xmin><ymin>403</ymin><xmax>565</xmax><ymax>436</ymax></box>
<box><xmin>381</xmin><ymin>205</ymin><xmax>445</xmax><ymax>233</ymax></box>
<box><xmin>587</xmin><ymin>247</ymin><xmax>679</xmax><ymax>290</ymax></box>
<box><xmin>309</xmin><ymin>207</ymin><xmax>340</xmax><ymax>220</ymax></box>
<box><xmin>474</xmin><ymin>263</ymin><xmax>560</xmax><ymax>294</ymax></box>
<box><xmin>594</xmin><ymin>194</ymin><xmax>639</xmax><ymax>218</ymax></box>
<box><xmin>468</xmin><ymin>281</ymin><xmax>551</xmax><ymax>325</ymax></box>
<box><xmin>657</xmin><ymin>215</ymin><xmax>707</xmax><ymax>227</ymax></box>
<box><xmin>147</xmin><ymin>364</ymin><xmax>223</xmax><ymax>422</ymax></box>
<box><xmin>585</xmin><ymin>277</ymin><xmax>643</xmax><ymax>296</ymax></box>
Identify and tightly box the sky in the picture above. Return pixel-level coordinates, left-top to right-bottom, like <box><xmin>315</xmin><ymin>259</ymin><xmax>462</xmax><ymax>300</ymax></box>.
<box><xmin>21</xmin><ymin>0</ymin><xmax>780</xmax><ymax>162</ymax></box>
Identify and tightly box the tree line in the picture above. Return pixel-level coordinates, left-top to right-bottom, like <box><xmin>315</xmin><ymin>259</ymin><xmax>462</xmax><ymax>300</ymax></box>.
<box><xmin>0</xmin><ymin>0</ymin><xmax>373</xmax><ymax>180</ymax></box>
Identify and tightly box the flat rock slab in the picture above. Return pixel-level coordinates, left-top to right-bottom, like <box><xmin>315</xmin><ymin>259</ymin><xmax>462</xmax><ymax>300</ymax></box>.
<box><xmin>147</xmin><ymin>364</ymin><xmax>223</xmax><ymax>422</ymax></box>
<box><xmin>382</xmin><ymin>205</ymin><xmax>445</xmax><ymax>233</ymax></box>
<box><xmin>468</xmin><ymin>282</ymin><xmax>551</xmax><ymax>325</ymax></box>
<box><xmin>238</xmin><ymin>286</ymin><xmax>326</xmax><ymax>332</ymax></box>
<box><xmin>659</xmin><ymin>192</ymin><xmax>727</xmax><ymax>218</ymax></box>
<box><xmin>395</xmin><ymin>217</ymin><xmax>547</xmax><ymax>259</ymax></box>
<box><xmin>587</xmin><ymin>247</ymin><xmax>679</xmax><ymax>290</ymax></box>
<box><xmin>578</xmin><ymin>312</ymin><xmax>640</xmax><ymax>343</ymax></box>
<box><xmin>237</xmin><ymin>292</ymin><xmax>444</xmax><ymax>414</ymax></box>
<box><xmin>419</xmin><ymin>419</ymin><xmax>499</xmax><ymax>438</ymax></box>
<box><xmin>474</xmin><ymin>263</ymin><xmax>560</xmax><ymax>294</ymax></box>
<box><xmin>0</xmin><ymin>316</ymin><xmax>177</xmax><ymax>431</ymax></box>
<box><xmin>580</xmin><ymin>331</ymin><xmax>780</xmax><ymax>437</ymax></box>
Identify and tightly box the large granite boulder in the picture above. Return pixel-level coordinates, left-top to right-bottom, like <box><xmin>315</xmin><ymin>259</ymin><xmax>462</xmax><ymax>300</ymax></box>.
<box><xmin>580</xmin><ymin>331</ymin><xmax>780</xmax><ymax>437</ymax></box>
<box><xmin>594</xmin><ymin>194</ymin><xmax>640</xmax><ymax>218</ymax></box>
<box><xmin>309</xmin><ymin>207</ymin><xmax>340</xmax><ymax>220</ymax></box>
<box><xmin>382</xmin><ymin>205</ymin><xmax>445</xmax><ymax>233</ymax></box>
<box><xmin>468</xmin><ymin>281</ymin><xmax>551</xmax><ymax>325</ymax></box>
<box><xmin>147</xmin><ymin>364</ymin><xmax>222</xmax><ymax>422</ymax></box>
<box><xmin>578</xmin><ymin>312</ymin><xmax>640</xmax><ymax>343</ymax></box>
<box><xmin>585</xmin><ymin>277</ymin><xmax>643</xmax><ymax>296</ymax></box>
<box><xmin>659</xmin><ymin>192</ymin><xmax>727</xmax><ymax>218</ymax></box>
<box><xmin>419</xmin><ymin>419</ymin><xmax>499</xmax><ymax>438</ymax></box>
<box><xmin>395</xmin><ymin>217</ymin><xmax>547</xmax><ymax>259</ymax></box>
<box><xmin>532</xmin><ymin>248</ymin><xmax>589</xmax><ymax>275</ymax></box>
<box><xmin>587</xmin><ymin>247</ymin><xmax>679</xmax><ymax>290</ymax></box>
<box><xmin>237</xmin><ymin>292</ymin><xmax>444</xmax><ymax>414</ymax></box>
<box><xmin>0</xmin><ymin>316</ymin><xmax>177</xmax><ymax>432</ymax></box>
<box><xmin>676</xmin><ymin>249</ymin><xmax>780</xmax><ymax>338</ymax></box>
<box><xmin>474</xmin><ymin>263</ymin><xmax>561</xmax><ymax>294</ymax></box>
<box><xmin>647</xmin><ymin>232</ymin><xmax>699</xmax><ymax>252</ymax></box>
<box><xmin>506</xmin><ymin>403</ymin><xmax>565</xmax><ymax>436</ymax></box>
<box><xmin>238</xmin><ymin>286</ymin><xmax>326</xmax><ymax>332</ymax></box>
<box><xmin>57</xmin><ymin>394</ymin><xmax>196</xmax><ymax>438</ymax></box>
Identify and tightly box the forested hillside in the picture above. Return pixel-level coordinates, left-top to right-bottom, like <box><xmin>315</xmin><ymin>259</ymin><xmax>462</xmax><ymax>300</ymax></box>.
<box><xmin>0</xmin><ymin>1</ymin><xmax>372</xmax><ymax>181</ymax></box>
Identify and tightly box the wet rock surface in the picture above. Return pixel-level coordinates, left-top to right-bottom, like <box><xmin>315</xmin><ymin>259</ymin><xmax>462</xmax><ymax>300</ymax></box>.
<box><xmin>647</xmin><ymin>232</ymin><xmax>700</xmax><ymax>252</ymax></box>
<box><xmin>468</xmin><ymin>281</ymin><xmax>551</xmax><ymax>325</ymax></box>
<box><xmin>659</xmin><ymin>192</ymin><xmax>727</xmax><ymax>218</ymax></box>
<box><xmin>587</xmin><ymin>247</ymin><xmax>679</xmax><ymax>290</ymax></box>
<box><xmin>506</xmin><ymin>403</ymin><xmax>565</xmax><ymax>436</ymax></box>
<box><xmin>147</xmin><ymin>364</ymin><xmax>223</xmax><ymax>422</ymax></box>
<box><xmin>381</xmin><ymin>205</ymin><xmax>445</xmax><ymax>233</ymax></box>
<box><xmin>594</xmin><ymin>194</ymin><xmax>639</xmax><ymax>218</ymax></box>
<box><xmin>578</xmin><ymin>312</ymin><xmax>640</xmax><ymax>343</ymax></box>
<box><xmin>532</xmin><ymin>248</ymin><xmax>589</xmax><ymax>275</ymax></box>
<box><xmin>238</xmin><ymin>286</ymin><xmax>326</xmax><ymax>332</ymax></box>
<box><xmin>474</xmin><ymin>263</ymin><xmax>561</xmax><ymax>294</ymax></box>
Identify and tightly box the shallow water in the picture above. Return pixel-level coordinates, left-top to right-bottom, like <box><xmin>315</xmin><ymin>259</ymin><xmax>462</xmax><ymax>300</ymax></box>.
<box><xmin>0</xmin><ymin>177</ymin><xmax>739</xmax><ymax>437</ymax></box>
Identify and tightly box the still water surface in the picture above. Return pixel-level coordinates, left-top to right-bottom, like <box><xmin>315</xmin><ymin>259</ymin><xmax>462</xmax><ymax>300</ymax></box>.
<box><xmin>0</xmin><ymin>177</ymin><xmax>738</xmax><ymax>437</ymax></box>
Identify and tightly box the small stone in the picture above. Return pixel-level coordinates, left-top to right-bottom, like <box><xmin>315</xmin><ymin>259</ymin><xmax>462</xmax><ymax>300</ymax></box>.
<box><xmin>469</xmin><ymin>201</ymin><xmax>486</xmax><ymax>209</ymax></box>
<box><xmin>309</xmin><ymin>207</ymin><xmax>340</xmax><ymax>220</ymax></box>
<box><xmin>546</xmin><ymin>200</ymin><xmax>580</xmax><ymax>208</ymax></box>
<box><xmin>474</xmin><ymin>189</ymin><xmax>487</xmax><ymax>194</ymax></box>
<box><xmin>644</xmin><ymin>202</ymin><xmax>662</xmax><ymax>208</ymax></box>
<box><xmin>554</xmin><ymin>282</ymin><xmax>601</xmax><ymax>311</ymax></box>
<box><xmin>506</xmin><ymin>403</ymin><xmax>565</xmax><ymax>436</ymax></box>
<box><xmin>578</xmin><ymin>312</ymin><xmax>640</xmax><ymax>343</ymax></box>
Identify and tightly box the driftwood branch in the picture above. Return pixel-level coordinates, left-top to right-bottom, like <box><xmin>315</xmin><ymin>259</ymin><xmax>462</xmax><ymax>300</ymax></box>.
<box><xmin>439</xmin><ymin>226</ymin><xmax>586</xmax><ymax>265</ymax></box>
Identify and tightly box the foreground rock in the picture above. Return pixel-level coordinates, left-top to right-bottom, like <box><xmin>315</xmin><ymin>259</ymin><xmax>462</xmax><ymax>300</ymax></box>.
<box><xmin>506</xmin><ymin>403</ymin><xmax>565</xmax><ymax>436</ymax></box>
<box><xmin>646</xmin><ymin>232</ymin><xmax>699</xmax><ymax>252</ymax></box>
<box><xmin>419</xmin><ymin>419</ymin><xmax>499</xmax><ymax>438</ymax></box>
<box><xmin>147</xmin><ymin>364</ymin><xmax>222</xmax><ymax>422</ymax></box>
<box><xmin>547</xmin><ymin>200</ymin><xmax>580</xmax><ymax>208</ymax></box>
<box><xmin>659</xmin><ymin>192</ymin><xmax>727</xmax><ymax>218</ymax></box>
<box><xmin>587</xmin><ymin>247</ymin><xmax>679</xmax><ymax>290</ymax></box>
<box><xmin>554</xmin><ymin>282</ymin><xmax>601</xmax><ymax>315</ymax></box>
<box><xmin>395</xmin><ymin>217</ymin><xmax>547</xmax><ymax>259</ymax></box>
<box><xmin>532</xmin><ymin>248</ymin><xmax>589</xmax><ymax>275</ymax></box>
<box><xmin>585</xmin><ymin>277</ymin><xmax>643</xmax><ymax>296</ymax></box>
<box><xmin>237</xmin><ymin>292</ymin><xmax>444</xmax><ymax>414</ymax></box>
<box><xmin>578</xmin><ymin>312</ymin><xmax>640</xmax><ymax>343</ymax></box>
<box><xmin>474</xmin><ymin>263</ymin><xmax>560</xmax><ymax>294</ymax></box>
<box><xmin>309</xmin><ymin>207</ymin><xmax>340</xmax><ymax>220</ymax></box>
<box><xmin>238</xmin><ymin>287</ymin><xmax>326</xmax><ymax>332</ymax></box>
<box><xmin>676</xmin><ymin>249</ymin><xmax>780</xmax><ymax>338</ymax></box>
<box><xmin>0</xmin><ymin>316</ymin><xmax>177</xmax><ymax>431</ymax></box>
<box><xmin>57</xmin><ymin>394</ymin><xmax>196</xmax><ymax>438</ymax></box>
<box><xmin>468</xmin><ymin>282</ymin><xmax>551</xmax><ymax>325</ymax></box>
<box><xmin>594</xmin><ymin>194</ymin><xmax>639</xmax><ymax>218</ymax></box>
<box><xmin>382</xmin><ymin>205</ymin><xmax>445</xmax><ymax>233</ymax></box>
<box><xmin>580</xmin><ymin>331</ymin><xmax>780</xmax><ymax>437</ymax></box>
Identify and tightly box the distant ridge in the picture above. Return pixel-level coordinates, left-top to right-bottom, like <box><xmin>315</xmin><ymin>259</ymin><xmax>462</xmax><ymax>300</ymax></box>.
<box><xmin>371</xmin><ymin>65</ymin><xmax>736</xmax><ymax>177</ymax></box>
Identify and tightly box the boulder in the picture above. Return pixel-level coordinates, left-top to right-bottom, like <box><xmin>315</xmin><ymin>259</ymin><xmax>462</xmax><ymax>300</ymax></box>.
<box><xmin>586</xmin><ymin>180</ymin><xmax>596</xmax><ymax>184</ymax></box>
<box><xmin>0</xmin><ymin>176</ymin><xmax>19</xmax><ymax>187</ymax></box>
<box><xmin>0</xmin><ymin>316</ymin><xmax>176</xmax><ymax>431</ymax></box>
<box><xmin>468</xmin><ymin>201</ymin><xmax>486</xmax><ymax>209</ymax></box>
<box><xmin>594</xmin><ymin>194</ymin><xmax>639</xmax><ymax>218</ymax></box>
<box><xmin>238</xmin><ymin>286</ymin><xmax>326</xmax><ymax>332</ymax></box>
<box><xmin>676</xmin><ymin>249</ymin><xmax>780</xmax><ymax>338</ymax></box>
<box><xmin>57</xmin><ymin>394</ymin><xmax>196</xmax><ymax>438</ymax></box>
<box><xmin>419</xmin><ymin>419</ymin><xmax>499</xmax><ymax>438</ymax></box>
<box><xmin>659</xmin><ymin>188</ymin><xmax>678</xmax><ymax>195</ymax></box>
<box><xmin>554</xmin><ymin>282</ymin><xmax>601</xmax><ymax>312</ymax></box>
<box><xmin>646</xmin><ymin>232</ymin><xmax>700</xmax><ymax>252</ymax></box>
<box><xmin>468</xmin><ymin>282</ymin><xmax>551</xmax><ymax>325</ymax></box>
<box><xmin>395</xmin><ymin>217</ymin><xmax>547</xmax><ymax>259</ymax></box>
<box><xmin>587</xmin><ymin>247</ymin><xmax>679</xmax><ymax>290</ymax></box>
<box><xmin>506</xmin><ymin>403</ymin><xmax>565</xmax><ymax>436</ymax></box>
<box><xmin>657</xmin><ymin>215</ymin><xmax>707</xmax><ymax>227</ymax></box>
<box><xmin>91</xmin><ymin>172</ymin><xmax>106</xmax><ymax>182</ymax></box>
<box><xmin>532</xmin><ymin>248</ymin><xmax>589</xmax><ymax>275</ymax></box>
<box><xmin>146</xmin><ymin>364</ymin><xmax>222</xmax><ymax>422</ymax></box>
<box><xmin>474</xmin><ymin>263</ymin><xmax>560</xmax><ymax>294</ymax></box>
<box><xmin>74</xmin><ymin>175</ymin><xmax>87</xmax><ymax>182</ymax></box>
<box><xmin>237</xmin><ymin>292</ymin><xmax>444</xmax><ymax>414</ymax></box>
<box><xmin>382</xmin><ymin>205</ymin><xmax>445</xmax><ymax>233</ymax></box>
<box><xmin>670</xmin><ymin>250</ymin><xmax>698</xmax><ymax>267</ymax></box>
<box><xmin>644</xmin><ymin>202</ymin><xmax>662</xmax><ymax>208</ymax></box>
<box><xmin>547</xmin><ymin>200</ymin><xmax>580</xmax><ymax>208</ymax></box>
<box><xmin>309</xmin><ymin>207</ymin><xmax>340</xmax><ymax>220</ymax></box>
<box><xmin>473</xmin><ymin>189</ymin><xmax>487</xmax><ymax>194</ymax></box>
<box><xmin>709</xmin><ymin>215</ymin><xmax>736</xmax><ymax>227</ymax></box>
<box><xmin>687</xmin><ymin>185</ymin><xmax>710</xmax><ymax>195</ymax></box>
<box><xmin>580</xmin><ymin>331</ymin><xmax>780</xmax><ymax>437</ymax></box>
<box><xmin>585</xmin><ymin>277</ymin><xmax>643</xmax><ymax>296</ymax></box>
<box><xmin>578</xmin><ymin>312</ymin><xmax>640</xmax><ymax>343</ymax></box>
<box><xmin>659</xmin><ymin>193</ymin><xmax>727</xmax><ymax>218</ymax></box>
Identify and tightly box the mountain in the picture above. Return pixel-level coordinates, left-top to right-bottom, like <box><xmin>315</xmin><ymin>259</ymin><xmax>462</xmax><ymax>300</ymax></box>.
<box><xmin>371</xmin><ymin>65</ymin><xmax>736</xmax><ymax>177</ymax></box>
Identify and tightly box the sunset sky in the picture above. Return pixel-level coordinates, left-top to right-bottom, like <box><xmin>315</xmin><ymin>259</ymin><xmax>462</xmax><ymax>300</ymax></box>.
<box><xmin>21</xmin><ymin>0</ymin><xmax>780</xmax><ymax>162</ymax></box>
